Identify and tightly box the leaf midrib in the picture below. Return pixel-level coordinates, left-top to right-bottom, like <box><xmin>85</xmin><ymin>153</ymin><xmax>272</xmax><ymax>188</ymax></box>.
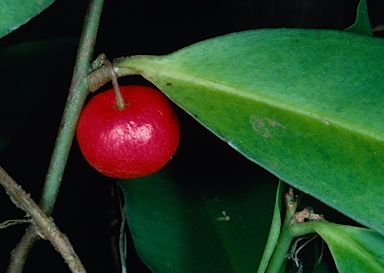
<box><xmin>131</xmin><ymin>57</ymin><xmax>384</xmax><ymax>143</ymax></box>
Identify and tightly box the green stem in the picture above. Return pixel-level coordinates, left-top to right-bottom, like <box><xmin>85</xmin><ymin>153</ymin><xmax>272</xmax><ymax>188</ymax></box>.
<box><xmin>265</xmin><ymin>226</ymin><xmax>295</xmax><ymax>273</ymax></box>
<box><xmin>265</xmin><ymin>188</ymin><xmax>297</xmax><ymax>273</ymax></box>
<box><xmin>265</xmin><ymin>188</ymin><xmax>320</xmax><ymax>273</ymax></box>
<box><xmin>7</xmin><ymin>1</ymin><xmax>104</xmax><ymax>272</ymax></box>
<box><xmin>39</xmin><ymin>0</ymin><xmax>105</xmax><ymax>213</ymax></box>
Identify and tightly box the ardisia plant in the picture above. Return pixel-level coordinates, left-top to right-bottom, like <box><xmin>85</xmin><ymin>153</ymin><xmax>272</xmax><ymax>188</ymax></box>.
<box><xmin>0</xmin><ymin>0</ymin><xmax>383</xmax><ymax>272</ymax></box>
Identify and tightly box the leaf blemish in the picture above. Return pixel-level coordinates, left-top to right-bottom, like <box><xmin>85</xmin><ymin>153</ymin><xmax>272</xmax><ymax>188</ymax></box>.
<box><xmin>250</xmin><ymin>115</ymin><xmax>286</xmax><ymax>138</ymax></box>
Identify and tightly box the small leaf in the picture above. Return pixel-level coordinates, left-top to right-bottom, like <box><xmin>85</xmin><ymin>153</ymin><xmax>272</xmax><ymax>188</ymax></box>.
<box><xmin>307</xmin><ymin>222</ymin><xmax>384</xmax><ymax>273</ymax></box>
<box><xmin>345</xmin><ymin>0</ymin><xmax>372</xmax><ymax>36</ymax></box>
<box><xmin>116</xmin><ymin>29</ymin><xmax>384</xmax><ymax>235</ymax></box>
<box><xmin>257</xmin><ymin>181</ymin><xmax>284</xmax><ymax>273</ymax></box>
<box><xmin>119</xmin><ymin>168</ymin><xmax>278</xmax><ymax>272</ymax></box>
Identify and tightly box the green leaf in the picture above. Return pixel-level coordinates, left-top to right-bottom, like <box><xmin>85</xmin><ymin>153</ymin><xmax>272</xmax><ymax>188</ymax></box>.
<box><xmin>119</xmin><ymin>168</ymin><xmax>278</xmax><ymax>272</ymax></box>
<box><xmin>345</xmin><ymin>0</ymin><xmax>372</xmax><ymax>36</ymax></box>
<box><xmin>0</xmin><ymin>0</ymin><xmax>55</xmax><ymax>39</ymax></box>
<box><xmin>306</xmin><ymin>222</ymin><xmax>384</xmax><ymax>273</ymax></box>
<box><xmin>257</xmin><ymin>181</ymin><xmax>284</xmax><ymax>273</ymax></box>
<box><xmin>116</xmin><ymin>29</ymin><xmax>384</xmax><ymax>235</ymax></box>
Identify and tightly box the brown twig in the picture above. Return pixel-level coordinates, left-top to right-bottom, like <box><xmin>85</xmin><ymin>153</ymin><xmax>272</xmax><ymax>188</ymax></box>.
<box><xmin>0</xmin><ymin>219</ymin><xmax>31</xmax><ymax>229</ymax></box>
<box><xmin>7</xmin><ymin>227</ymin><xmax>37</xmax><ymax>273</ymax></box>
<box><xmin>0</xmin><ymin>166</ymin><xmax>86</xmax><ymax>273</ymax></box>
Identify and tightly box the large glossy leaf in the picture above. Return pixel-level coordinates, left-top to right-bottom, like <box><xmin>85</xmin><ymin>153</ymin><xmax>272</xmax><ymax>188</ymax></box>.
<box><xmin>116</xmin><ymin>29</ymin><xmax>384</xmax><ymax>235</ymax></box>
<box><xmin>303</xmin><ymin>221</ymin><xmax>384</xmax><ymax>273</ymax></box>
<box><xmin>119</xmin><ymin>168</ymin><xmax>278</xmax><ymax>273</ymax></box>
<box><xmin>0</xmin><ymin>0</ymin><xmax>55</xmax><ymax>39</ymax></box>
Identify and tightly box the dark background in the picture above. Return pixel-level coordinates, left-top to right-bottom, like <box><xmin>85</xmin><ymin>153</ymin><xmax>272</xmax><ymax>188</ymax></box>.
<box><xmin>0</xmin><ymin>0</ymin><xmax>383</xmax><ymax>272</ymax></box>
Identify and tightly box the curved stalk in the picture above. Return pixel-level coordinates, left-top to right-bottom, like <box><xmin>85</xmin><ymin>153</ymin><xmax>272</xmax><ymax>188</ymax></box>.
<box><xmin>264</xmin><ymin>188</ymin><xmax>323</xmax><ymax>273</ymax></box>
<box><xmin>265</xmin><ymin>226</ymin><xmax>295</xmax><ymax>273</ymax></box>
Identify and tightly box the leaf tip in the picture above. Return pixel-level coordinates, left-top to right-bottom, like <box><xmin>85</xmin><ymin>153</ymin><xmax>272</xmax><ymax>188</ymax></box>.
<box><xmin>344</xmin><ymin>0</ymin><xmax>373</xmax><ymax>36</ymax></box>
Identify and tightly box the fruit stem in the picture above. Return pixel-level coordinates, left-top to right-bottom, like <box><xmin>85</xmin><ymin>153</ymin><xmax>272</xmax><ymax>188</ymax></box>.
<box><xmin>104</xmin><ymin>57</ymin><xmax>126</xmax><ymax>110</ymax></box>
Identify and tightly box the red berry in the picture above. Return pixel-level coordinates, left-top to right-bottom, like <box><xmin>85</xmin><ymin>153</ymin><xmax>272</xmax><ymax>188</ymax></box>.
<box><xmin>76</xmin><ymin>85</ymin><xmax>180</xmax><ymax>179</ymax></box>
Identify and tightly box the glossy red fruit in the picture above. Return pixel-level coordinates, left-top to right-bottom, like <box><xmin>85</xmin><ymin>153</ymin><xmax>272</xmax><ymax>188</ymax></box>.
<box><xmin>76</xmin><ymin>85</ymin><xmax>180</xmax><ymax>179</ymax></box>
